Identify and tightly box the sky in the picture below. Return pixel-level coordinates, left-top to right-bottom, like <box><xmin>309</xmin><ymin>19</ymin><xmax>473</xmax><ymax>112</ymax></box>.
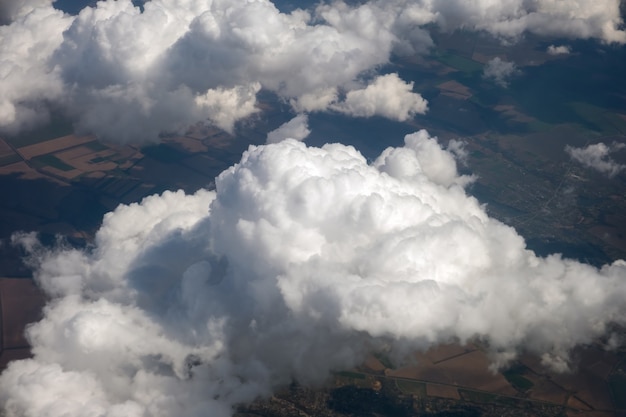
<box><xmin>1</xmin><ymin>1</ymin><xmax>626</xmax><ymax>416</ymax></box>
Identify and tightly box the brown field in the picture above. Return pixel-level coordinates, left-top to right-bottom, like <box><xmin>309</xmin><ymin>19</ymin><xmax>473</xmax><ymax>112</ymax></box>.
<box><xmin>421</xmin><ymin>343</ymin><xmax>473</xmax><ymax>363</ymax></box>
<box><xmin>521</xmin><ymin>348</ymin><xmax>619</xmax><ymax>411</ymax></box>
<box><xmin>525</xmin><ymin>376</ymin><xmax>569</xmax><ymax>404</ymax></box>
<box><xmin>40</xmin><ymin>165</ymin><xmax>82</xmax><ymax>180</ymax></box>
<box><xmin>172</xmin><ymin>136</ymin><xmax>209</xmax><ymax>153</ymax></box>
<box><xmin>568</xmin><ymin>395</ymin><xmax>594</xmax><ymax>411</ymax></box>
<box><xmin>0</xmin><ymin>278</ymin><xmax>45</xmax><ymax>348</ymax></box>
<box><xmin>17</xmin><ymin>134</ymin><xmax>94</xmax><ymax>160</ymax></box>
<box><xmin>0</xmin><ymin>279</ymin><xmax>44</xmax><ymax>370</ymax></box>
<box><xmin>437</xmin><ymin>80</ymin><xmax>473</xmax><ymax>100</ymax></box>
<box><xmin>552</xmin><ymin>370</ymin><xmax>614</xmax><ymax>411</ymax></box>
<box><xmin>426</xmin><ymin>383</ymin><xmax>461</xmax><ymax>400</ymax></box>
<box><xmin>201</xmin><ymin>130</ymin><xmax>236</xmax><ymax>149</ymax></box>
<box><xmin>494</xmin><ymin>105</ymin><xmax>536</xmax><ymax>124</ymax></box>
<box><xmin>55</xmin><ymin>144</ymin><xmax>97</xmax><ymax>160</ymax></box>
<box><xmin>363</xmin><ymin>354</ymin><xmax>386</xmax><ymax>372</ymax></box>
<box><xmin>0</xmin><ymin>161</ymin><xmax>66</xmax><ymax>183</ymax></box>
<box><xmin>56</xmin><ymin>147</ymin><xmax>118</xmax><ymax>172</ymax></box>
<box><xmin>387</xmin><ymin>348</ymin><xmax>516</xmax><ymax>396</ymax></box>
<box><xmin>0</xmin><ymin>139</ymin><xmax>14</xmax><ymax>158</ymax></box>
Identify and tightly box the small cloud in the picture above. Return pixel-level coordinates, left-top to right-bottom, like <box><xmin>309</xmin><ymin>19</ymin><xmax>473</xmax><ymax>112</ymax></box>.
<box><xmin>483</xmin><ymin>57</ymin><xmax>521</xmax><ymax>88</ymax></box>
<box><xmin>565</xmin><ymin>142</ymin><xmax>626</xmax><ymax>178</ymax></box>
<box><xmin>266</xmin><ymin>114</ymin><xmax>311</xmax><ymax>144</ymax></box>
<box><xmin>331</xmin><ymin>73</ymin><xmax>428</xmax><ymax>121</ymax></box>
<box><xmin>547</xmin><ymin>45</ymin><xmax>571</xmax><ymax>55</ymax></box>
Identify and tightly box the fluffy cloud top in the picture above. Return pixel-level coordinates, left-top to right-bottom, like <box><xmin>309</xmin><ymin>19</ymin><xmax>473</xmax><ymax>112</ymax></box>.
<box><xmin>266</xmin><ymin>114</ymin><xmax>310</xmax><ymax>144</ymax></box>
<box><xmin>2</xmin><ymin>130</ymin><xmax>626</xmax><ymax>416</ymax></box>
<box><xmin>423</xmin><ymin>0</ymin><xmax>626</xmax><ymax>43</ymax></box>
<box><xmin>566</xmin><ymin>142</ymin><xmax>626</xmax><ymax>178</ymax></box>
<box><xmin>1</xmin><ymin>0</ymin><xmax>625</xmax><ymax>142</ymax></box>
<box><xmin>0</xmin><ymin>0</ymin><xmax>400</xmax><ymax>142</ymax></box>
<box><xmin>483</xmin><ymin>57</ymin><xmax>521</xmax><ymax>88</ymax></box>
<box><xmin>331</xmin><ymin>73</ymin><xmax>428</xmax><ymax>121</ymax></box>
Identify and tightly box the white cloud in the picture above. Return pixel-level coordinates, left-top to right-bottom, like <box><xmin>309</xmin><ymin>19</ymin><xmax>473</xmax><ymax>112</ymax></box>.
<box><xmin>566</xmin><ymin>142</ymin><xmax>626</xmax><ymax>178</ymax></box>
<box><xmin>0</xmin><ymin>0</ymin><xmax>53</xmax><ymax>24</ymax></box>
<box><xmin>266</xmin><ymin>114</ymin><xmax>310</xmax><ymax>144</ymax></box>
<box><xmin>331</xmin><ymin>73</ymin><xmax>428</xmax><ymax>121</ymax></box>
<box><xmin>547</xmin><ymin>44</ymin><xmax>571</xmax><ymax>55</ymax></box>
<box><xmin>424</xmin><ymin>0</ymin><xmax>626</xmax><ymax>43</ymax></box>
<box><xmin>483</xmin><ymin>57</ymin><xmax>521</xmax><ymax>88</ymax></box>
<box><xmin>3</xmin><ymin>130</ymin><xmax>626</xmax><ymax>416</ymax></box>
<box><xmin>0</xmin><ymin>0</ymin><xmax>401</xmax><ymax>142</ymax></box>
<box><xmin>1</xmin><ymin>0</ymin><xmax>624</xmax><ymax>142</ymax></box>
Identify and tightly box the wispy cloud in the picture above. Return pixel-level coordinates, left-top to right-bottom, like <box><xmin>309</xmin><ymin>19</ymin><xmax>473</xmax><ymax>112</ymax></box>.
<box><xmin>483</xmin><ymin>57</ymin><xmax>521</xmax><ymax>88</ymax></box>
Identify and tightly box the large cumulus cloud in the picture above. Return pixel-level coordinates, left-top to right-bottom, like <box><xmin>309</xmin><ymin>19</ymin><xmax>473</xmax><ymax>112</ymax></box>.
<box><xmin>0</xmin><ymin>0</ymin><xmax>402</xmax><ymax>142</ymax></box>
<box><xmin>1</xmin><ymin>0</ymin><xmax>625</xmax><ymax>142</ymax></box>
<box><xmin>2</xmin><ymin>130</ymin><xmax>626</xmax><ymax>416</ymax></box>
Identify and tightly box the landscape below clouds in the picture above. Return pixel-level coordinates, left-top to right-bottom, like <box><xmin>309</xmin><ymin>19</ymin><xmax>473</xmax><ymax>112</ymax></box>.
<box><xmin>1</xmin><ymin>1</ymin><xmax>626</xmax><ymax>416</ymax></box>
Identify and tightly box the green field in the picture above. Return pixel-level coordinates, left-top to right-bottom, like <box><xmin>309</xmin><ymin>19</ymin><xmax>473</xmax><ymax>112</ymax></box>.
<box><xmin>458</xmin><ymin>389</ymin><xmax>497</xmax><ymax>403</ymax></box>
<box><xmin>0</xmin><ymin>153</ymin><xmax>21</xmax><ymax>167</ymax></box>
<box><xmin>89</xmin><ymin>156</ymin><xmax>108</xmax><ymax>164</ymax></box>
<box><xmin>141</xmin><ymin>144</ymin><xmax>188</xmax><ymax>163</ymax></box>
<box><xmin>336</xmin><ymin>371</ymin><xmax>366</xmax><ymax>380</ymax></box>
<box><xmin>609</xmin><ymin>374</ymin><xmax>626</xmax><ymax>409</ymax></box>
<box><xmin>396</xmin><ymin>380</ymin><xmax>427</xmax><ymax>397</ymax></box>
<box><xmin>502</xmin><ymin>367</ymin><xmax>534</xmax><ymax>392</ymax></box>
<box><xmin>31</xmin><ymin>154</ymin><xmax>74</xmax><ymax>171</ymax></box>
<box><xmin>434</xmin><ymin>50</ymin><xmax>484</xmax><ymax>74</ymax></box>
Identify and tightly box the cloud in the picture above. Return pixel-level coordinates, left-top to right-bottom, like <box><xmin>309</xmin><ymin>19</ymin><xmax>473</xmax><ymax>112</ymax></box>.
<box><xmin>483</xmin><ymin>57</ymin><xmax>521</xmax><ymax>88</ymax></box>
<box><xmin>266</xmin><ymin>114</ymin><xmax>310</xmax><ymax>144</ymax></box>
<box><xmin>566</xmin><ymin>142</ymin><xmax>626</xmax><ymax>178</ymax></box>
<box><xmin>1</xmin><ymin>0</ymin><xmax>625</xmax><ymax>143</ymax></box>
<box><xmin>3</xmin><ymin>130</ymin><xmax>626</xmax><ymax>416</ymax></box>
<box><xmin>331</xmin><ymin>73</ymin><xmax>428</xmax><ymax>121</ymax></box>
<box><xmin>424</xmin><ymin>0</ymin><xmax>626</xmax><ymax>43</ymax></box>
<box><xmin>0</xmin><ymin>0</ymin><xmax>400</xmax><ymax>142</ymax></box>
<box><xmin>0</xmin><ymin>0</ymin><xmax>53</xmax><ymax>24</ymax></box>
<box><xmin>547</xmin><ymin>44</ymin><xmax>571</xmax><ymax>55</ymax></box>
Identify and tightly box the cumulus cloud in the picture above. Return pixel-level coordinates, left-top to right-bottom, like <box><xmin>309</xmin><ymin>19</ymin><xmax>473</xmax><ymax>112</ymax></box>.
<box><xmin>423</xmin><ymin>0</ymin><xmax>626</xmax><ymax>43</ymax></box>
<box><xmin>547</xmin><ymin>44</ymin><xmax>572</xmax><ymax>55</ymax></box>
<box><xmin>331</xmin><ymin>73</ymin><xmax>428</xmax><ymax>121</ymax></box>
<box><xmin>0</xmin><ymin>0</ymin><xmax>400</xmax><ymax>142</ymax></box>
<box><xmin>566</xmin><ymin>142</ymin><xmax>626</xmax><ymax>178</ymax></box>
<box><xmin>0</xmin><ymin>0</ymin><xmax>53</xmax><ymax>24</ymax></box>
<box><xmin>1</xmin><ymin>0</ymin><xmax>625</xmax><ymax>142</ymax></box>
<box><xmin>483</xmin><ymin>57</ymin><xmax>521</xmax><ymax>88</ymax></box>
<box><xmin>266</xmin><ymin>114</ymin><xmax>310</xmax><ymax>144</ymax></box>
<box><xmin>2</xmin><ymin>130</ymin><xmax>626</xmax><ymax>416</ymax></box>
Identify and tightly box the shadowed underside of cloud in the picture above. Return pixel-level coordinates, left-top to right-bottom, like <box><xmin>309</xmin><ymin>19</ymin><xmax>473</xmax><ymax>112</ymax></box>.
<box><xmin>2</xmin><ymin>130</ymin><xmax>625</xmax><ymax>417</ymax></box>
<box><xmin>0</xmin><ymin>0</ymin><xmax>625</xmax><ymax>142</ymax></box>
